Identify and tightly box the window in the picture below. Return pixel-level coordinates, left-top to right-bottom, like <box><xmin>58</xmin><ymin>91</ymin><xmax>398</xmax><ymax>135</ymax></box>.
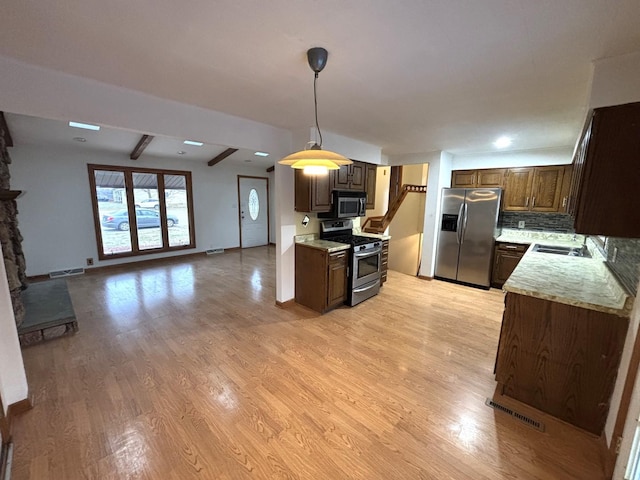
<box><xmin>88</xmin><ymin>164</ymin><xmax>195</xmax><ymax>260</ymax></box>
<box><xmin>248</xmin><ymin>188</ymin><xmax>259</xmax><ymax>221</ymax></box>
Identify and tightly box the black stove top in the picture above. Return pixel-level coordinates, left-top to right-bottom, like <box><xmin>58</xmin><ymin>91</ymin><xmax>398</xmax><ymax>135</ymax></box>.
<box><xmin>324</xmin><ymin>234</ymin><xmax>377</xmax><ymax>247</ymax></box>
<box><xmin>320</xmin><ymin>219</ymin><xmax>379</xmax><ymax>247</ymax></box>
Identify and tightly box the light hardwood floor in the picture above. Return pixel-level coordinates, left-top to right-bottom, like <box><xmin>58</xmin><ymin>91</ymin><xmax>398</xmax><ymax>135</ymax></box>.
<box><xmin>12</xmin><ymin>246</ymin><xmax>607</xmax><ymax>479</ymax></box>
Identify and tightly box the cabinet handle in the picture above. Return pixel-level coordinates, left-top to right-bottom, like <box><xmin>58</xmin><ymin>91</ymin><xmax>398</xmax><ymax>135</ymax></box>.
<box><xmin>532</xmin><ymin>197</ymin><xmax>536</xmax><ymax>208</ymax></box>
<box><xmin>504</xmin><ymin>245</ymin><xmax>519</xmax><ymax>250</ymax></box>
<box><xmin>525</xmin><ymin>197</ymin><xmax>529</xmax><ymax>207</ymax></box>
<box><xmin>562</xmin><ymin>196</ymin><xmax>567</xmax><ymax>207</ymax></box>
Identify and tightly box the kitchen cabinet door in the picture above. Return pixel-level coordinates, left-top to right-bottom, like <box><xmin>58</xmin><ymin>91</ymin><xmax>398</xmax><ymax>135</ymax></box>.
<box><xmin>570</xmin><ymin>102</ymin><xmax>640</xmax><ymax>237</ymax></box>
<box><xmin>333</xmin><ymin>161</ymin><xmax>367</xmax><ymax>191</ymax></box>
<box><xmin>530</xmin><ymin>166</ymin><xmax>564</xmax><ymax>212</ymax></box>
<box><xmin>295</xmin><ymin>243</ymin><xmax>348</xmax><ymax>313</ymax></box>
<box><xmin>477</xmin><ymin>169</ymin><xmax>505</xmax><ymax>188</ymax></box>
<box><xmin>491</xmin><ymin>243</ymin><xmax>528</xmax><ymax>288</ymax></box>
<box><xmin>558</xmin><ymin>165</ymin><xmax>573</xmax><ymax>213</ymax></box>
<box><xmin>365</xmin><ymin>163</ymin><xmax>377</xmax><ymax>210</ymax></box>
<box><xmin>294</xmin><ymin>169</ymin><xmax>333</xmax><ymax>212</ymax></box>
<box><xmin>350</xmin><ymin>162</ymin><xmax>366</xmax><ymax>191</ymax></box>
<box><xmin>333</xmin><ymin>165</ymin><xmax>351</xmax><ymax>190</ymax></box>
<box><xmin>495</xmin><ymin>292</ymin><xmax>628</xmax><ymax>435</ymax></box>
<box><xmin>327</xmin><ymin>251</ymin><xmax>348</xmax><ymax>307</ymax></box>
<box><xmin>503</xmin><ymin>168</ymin><xmax>534</xmax><ymax>211</ymax></box>
<box><xmin>451</xmin><ymin>170</ymin><xmax>476</xmax><ymax>188</ymax></box>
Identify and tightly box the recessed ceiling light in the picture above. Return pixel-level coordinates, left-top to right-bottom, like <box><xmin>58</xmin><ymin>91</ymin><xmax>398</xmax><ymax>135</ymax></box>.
<box><xmin>183</xmin><ymin>140</ymin><xmax>203</xmax><ymax>147</ymax></box>
<box><xmin>254</xmin><ymin>151</ymin><xmax>269</xmax><ymax>157</ymax></box>
<box><xmin>69</xmin><ymin>121</ymin><xmax>100</xmax><ymax>131</ymax></box>
<box><xmin>73</xmin><ymin>137</ymin><xmax>86</xmax><ymax>142</ymax></box>
<box><xmin>493</xmin><ymin>136</ymin><xmax>512</xmax><ymax>149</ymax></box>
<box><xmin>177</xmin><ymin>151</ymin><xmax>186</xmax><ymax>155</ymax></box>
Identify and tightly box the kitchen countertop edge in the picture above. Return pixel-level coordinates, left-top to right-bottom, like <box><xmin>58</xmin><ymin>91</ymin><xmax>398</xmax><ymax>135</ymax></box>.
<box><xmin>503</xmin><ymin>243</ymin><xmax>633</xmax><ymax>317</ymax></box>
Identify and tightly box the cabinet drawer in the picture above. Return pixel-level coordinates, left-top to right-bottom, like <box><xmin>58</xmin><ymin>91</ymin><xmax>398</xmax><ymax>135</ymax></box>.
<box><xmin>329</xmin><ymin>251</ymin><xmax>348</xmax><ymax>264</ymax></box>
<box><xmin>496</xmin><ymin>242</ymin><xmax>528</xmax><ymax>253</ymax></box>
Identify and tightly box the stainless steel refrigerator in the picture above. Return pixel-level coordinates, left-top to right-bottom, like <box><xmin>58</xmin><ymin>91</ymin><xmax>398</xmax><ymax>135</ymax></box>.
<box><xmin>434</xmin><ymin>188</ymin><xmax>501</xmax><ymax>288</ymax></box>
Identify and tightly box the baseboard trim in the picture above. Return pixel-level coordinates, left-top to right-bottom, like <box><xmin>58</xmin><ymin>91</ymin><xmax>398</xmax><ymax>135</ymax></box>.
<box><xmin>418</xmin><ymin>275</ymin><xmax>433</xmax><ymax>281</ymax></box>
<box><xmin>0</xmin><ymin>395</ymin><xmax>34</xmax><ymax>446</ymax></box>
<box><xmin>275</xmin><ymin>299</ymin><xmax>295</xmax><ymax>308</ymax></box>
<box><xmin>26</xmin><ymin>248</ymin><xmax>253</xmax><ymax>281</ymax></box>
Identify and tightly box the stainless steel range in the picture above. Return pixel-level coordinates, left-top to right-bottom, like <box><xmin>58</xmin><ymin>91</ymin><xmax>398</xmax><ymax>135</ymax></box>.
<box><xmin>320</xmin><ymin>219</ymin><xmax>382</xmax><ymax>306</ymax></box>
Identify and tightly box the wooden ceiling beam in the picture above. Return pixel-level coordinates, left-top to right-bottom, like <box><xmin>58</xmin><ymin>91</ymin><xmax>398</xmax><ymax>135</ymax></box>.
<box><xmin>207</xmin><ymin>148</ymin><xmax>238</xmax><ymax>167</ymax></box>
<box><xmin>266</xmin><ymin>166</ymin><xmax>275</xmax><ymax>173</ymax></box>
<box><xmin>129</xmin><ymin>134</ymin><xmax>154</xmax><ymax>160</ymax></box>
<box><xmin>0</xmin><ymin>112</ymin><xmax>14</xmax><ymax>147</ymax></box>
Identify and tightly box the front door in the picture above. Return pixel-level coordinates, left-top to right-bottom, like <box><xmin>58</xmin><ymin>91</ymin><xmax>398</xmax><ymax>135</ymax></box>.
<box><xmin>238</xmin><ymin>176</ymin><xmax>269</xmax><ymax>248</ymax></box>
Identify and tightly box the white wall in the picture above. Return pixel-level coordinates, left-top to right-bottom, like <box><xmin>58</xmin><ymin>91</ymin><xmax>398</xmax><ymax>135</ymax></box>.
<box><xmin>0</xmin><ymin>54</ymin><xmax>298</xmax><ymax>302</ymax></box>
<box><xmin>590</xmin><ymin>50</ymin><xmax>640</xmax><ymax>109</ymax></box>
<box><xmin>294</xmin><ymin>128</ymin><xmax>384</xmax><ymax>165</ymax></box>
<box><xmin>451</xmin><ymin>146</ymin><xmax>572</xmax><ymax>170</ymax></box>
<box><xmin>0</xmin><ymin>243</ymin><xmax>29</xmax><ymax>413</ymax></box>
<box><xmin>0</xmin><ymin>55</ymin><xmax>292</xmax><ymax>156</ymax></box>
<box><xmin>10</xmin><ymin>144</ymin><xmax>273</xmax><ymax>275</ymax></box>
<box><xmin>388</xmin><ymin>164</ymin><xmax>428</xmax><ymax>276</ymax></box>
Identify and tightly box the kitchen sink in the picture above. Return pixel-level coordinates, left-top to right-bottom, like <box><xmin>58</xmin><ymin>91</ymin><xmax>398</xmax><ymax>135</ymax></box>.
<box><xmin>532</xmin><ymin>244</ymin><xmax>591</xmax><ymax>258</ymax></box>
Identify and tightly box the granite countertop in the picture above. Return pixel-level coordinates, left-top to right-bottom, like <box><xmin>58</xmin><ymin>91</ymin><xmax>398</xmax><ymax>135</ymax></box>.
<box><xmin>294</xmin><ymin>234</ymin><xmax>351</xmax><ymax>253</ymax></box>
<box><xmin>496</xmin><ymin>229</ymin><xmax>586</xmax><ymax>248</ymax></box>
<box><xmin>503</xmin><ymin>237</ymin><xmax>633</xmax><ymax>317</ymax></box>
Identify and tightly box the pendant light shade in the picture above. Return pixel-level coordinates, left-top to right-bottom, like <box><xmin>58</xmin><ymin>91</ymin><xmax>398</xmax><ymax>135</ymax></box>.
<box><xmin>279</xmin><ymin>47</ymin><xmax>352</xmax><ymax>175</ymax></box>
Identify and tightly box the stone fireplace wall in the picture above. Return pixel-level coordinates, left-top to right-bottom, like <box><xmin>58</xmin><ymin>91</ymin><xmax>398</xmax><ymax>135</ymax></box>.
<box><xmin>0</xmin><ymin>120</ymin><xmax>27</xmax><ymax>326</ymax></box>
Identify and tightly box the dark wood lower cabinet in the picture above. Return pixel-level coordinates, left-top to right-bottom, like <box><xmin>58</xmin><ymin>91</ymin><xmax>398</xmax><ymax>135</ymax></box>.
<box><xmin>495</xmin><ymin>292</ymin><xmax>629</xmax><ymax>435</ymax></box>
<box><xmin>295</xmin><ymin>244</ymin><xmax>348</xmax><ymax>313</ymax></box>
<box><xmin>491</xmin><ymin>243</ymin><xmax>529</xmax><ymax>288</ymax></box>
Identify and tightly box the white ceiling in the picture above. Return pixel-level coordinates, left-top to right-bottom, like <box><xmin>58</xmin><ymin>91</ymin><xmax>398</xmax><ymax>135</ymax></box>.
<box><xmin>4</xmin><ymin>113</ymin><xmax>271</xmax><ymax>167</ymax></box>
<box><xmin>1</xmin><ymin>0</ymin><xmax>639</xmax><ymax>156</ymax></box>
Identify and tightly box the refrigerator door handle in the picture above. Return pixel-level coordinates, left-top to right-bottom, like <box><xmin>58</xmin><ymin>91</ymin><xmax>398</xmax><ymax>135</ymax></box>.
<box><xmin>461</xmin><ymin>203</ymin><xmax>469</xmax><ymax>244</ymax></box>
<box><xmin>456</xmin><ymin>203</ymin><xmax>464</xmax><ymax>244</ymax></box>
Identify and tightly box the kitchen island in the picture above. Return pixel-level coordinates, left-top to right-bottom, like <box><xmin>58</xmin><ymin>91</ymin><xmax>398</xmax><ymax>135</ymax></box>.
<box><xmin>494</xmin><ymin>235</ymin><xmax>633</xmax><ymax>434</ymax></box>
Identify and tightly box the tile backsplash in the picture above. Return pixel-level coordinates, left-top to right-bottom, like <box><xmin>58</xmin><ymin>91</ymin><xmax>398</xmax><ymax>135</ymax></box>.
<box><xmin>499</xmin><ymin>212</ymin><xmax>575</xmax><ymax>233</ymax></box>
<box><xmin>604</xmin><ymin>237</ymin><xmax>640</xmax><ymax>296</ymax></box>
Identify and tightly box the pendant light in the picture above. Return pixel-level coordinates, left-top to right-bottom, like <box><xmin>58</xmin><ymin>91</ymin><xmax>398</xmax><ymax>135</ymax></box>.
<box><xmin>279</xmin><ymin>47</ymin><xmax>352</xmax><ymax>175</ymax></box>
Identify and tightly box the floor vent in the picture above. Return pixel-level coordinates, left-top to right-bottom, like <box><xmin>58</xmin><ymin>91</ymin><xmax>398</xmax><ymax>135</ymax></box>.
<box><xmin>49</xmin><ymin>267</ymin><xmax>85</xmax><ymax>278</ymax></box>
<box><xmin>206</xmin><ymin>248</ymin><xmax>224</xmax><ymax>255</ymax></box>
<box><xmin>485</xmin><ymin>398</ymin><xmax>545</xmax><ymax>432</ymax></box>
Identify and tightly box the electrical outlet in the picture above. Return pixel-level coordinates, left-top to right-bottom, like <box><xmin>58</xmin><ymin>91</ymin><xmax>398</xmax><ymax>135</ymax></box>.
<box><xmin>612</xmin><ymin>247</ymin><xmax>618</xmax><ymax>263</ymax></box>
<box><xmin>86</xmin><ymin>257</ymin><xmax>94</xmax><ymax>266</ymax></box>
<box><xmin>518</xmin><ymin>221</ymin><xmax>525</xmax><ymax>229</ymax></box>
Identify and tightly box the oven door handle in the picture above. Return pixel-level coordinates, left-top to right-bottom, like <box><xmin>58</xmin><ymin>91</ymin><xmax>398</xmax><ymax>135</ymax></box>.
<box><xmin>353</xmin><ymin>248</ymin><xmax>382</xmax><ymax>257</ymax></box>
<box><xmin>353</xmin><ymin>282</ymin><xmax>380</xmax><ymax>293</ymax></box>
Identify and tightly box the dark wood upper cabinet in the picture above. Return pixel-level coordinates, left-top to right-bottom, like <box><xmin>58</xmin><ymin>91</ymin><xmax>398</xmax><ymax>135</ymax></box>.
<box><xmin>333</xmin><ymin>161</ymin><xmax>367</xmax><ymax>191</ymax></box>
<box><xmin>294</xmin><ymin>160</ymin><xmax>377</xmax><ymax>213</ymax></box>
<box><xmin>294</xmin><ymin>169</ymin><xmax>333</xmax><ymax>213</ymax></box>
<box><xmin>530</xmin><ymin>166</ymin><xmax>565</xmax><ymax>212</ymax></box>
<box><xmin>558</xmin><ymin>165</ymin><xmax>573</xmax><ymax>213</ymax></box>
<box><xmin>451</xmin><ymin>168</ymin><xmax>505</xmax><ymax>188</ymax></box>
<box><xmin>451</xmin><ymin>170</ymin><xmax>477</xmax><ymax>188</ymax></box>
<box><xmin>365</xmin><ymin>163</ymin><xmax>377</xmax><ymax>210</ymax></box>
<box><xmin>477</xmin><ymin>169</ymin><xmax>505</xmax><ymax>188</ymax></box>
<box><xmin>569</xmin><ymin>102</ymin><xmax>640</xmax><ymax>237</ymax></box>
<box><xmin>502</xmin><ymin>168</ymin><xmax>534</xmax><ymax>211</ymax></box>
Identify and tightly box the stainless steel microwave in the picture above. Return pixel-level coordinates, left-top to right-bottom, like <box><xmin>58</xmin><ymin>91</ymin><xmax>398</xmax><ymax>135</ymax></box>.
<box><xmin>318</xmin><ymin>190</ymin><xmax>367</xmax><ymax>219</ymax></box>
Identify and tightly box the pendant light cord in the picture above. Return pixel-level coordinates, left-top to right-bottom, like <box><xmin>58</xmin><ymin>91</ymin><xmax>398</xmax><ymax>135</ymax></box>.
<box><xmin>313</xmin><ymin>72</ymin><xmax>323</xmax><ymax>148</ymax></box>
